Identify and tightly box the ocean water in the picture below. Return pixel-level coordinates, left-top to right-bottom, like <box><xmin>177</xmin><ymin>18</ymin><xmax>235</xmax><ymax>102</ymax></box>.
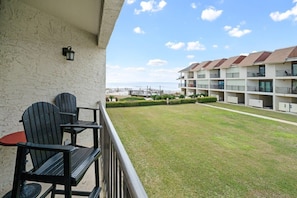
<box><xmin>106</xmin><ymin>82</ymin><xmax>180</xmax><ymax>92</ymax></box>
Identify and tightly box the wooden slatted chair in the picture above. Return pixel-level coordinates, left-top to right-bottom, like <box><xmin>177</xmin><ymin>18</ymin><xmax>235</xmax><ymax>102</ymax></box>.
<box><xmin>55</xmin><ymin>92</ymin><xmax>99</xmax><ymax>145</ymax></box>
<box><xmin>11</xmin><ymin>102</ymin><xmax>101</xmax><ymax>198</ymax></box>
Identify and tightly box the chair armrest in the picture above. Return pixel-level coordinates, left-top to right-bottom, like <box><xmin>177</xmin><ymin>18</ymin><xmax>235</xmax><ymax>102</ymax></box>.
<box><xmin>77</xmin><ymin>107</ymin><xmax>99</xmax><ymax>111</ymax></box>
<box><xmin>60</xmin><ymin>112</ymin><xmax>76</xmax><ymax>124</ymax></box>
<box><xmin>61</xmin><ymin>123</ymin><xmax>102</xmax><ymax>129</ymax></box>
<box><xmin>17</xmin><ymin>142</ymin><xmax>76</xmax><ymax>153</ymax></box>
<box><xmin>76</xmin><ymin>107</ymin><xmax>98</xmax><ymax>122</ymax></box>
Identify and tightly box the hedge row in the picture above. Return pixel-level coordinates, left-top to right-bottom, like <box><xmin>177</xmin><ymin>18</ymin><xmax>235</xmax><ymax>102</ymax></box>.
<box><xmin>197</xmin><ymin>97</ymin><xmax>217</xmax><ymax>103</ymax></box>
<box><xmin>106</xmin><ymin>97</ymin><xmax>216</xmax><ymax>108</ymax></box>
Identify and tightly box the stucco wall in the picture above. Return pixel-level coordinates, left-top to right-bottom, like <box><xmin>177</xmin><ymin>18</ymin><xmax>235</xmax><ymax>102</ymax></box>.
<box><xmin>0</xmin><ymin>0</ymin><xmax>106</xmax><ymax>194</ymax></box>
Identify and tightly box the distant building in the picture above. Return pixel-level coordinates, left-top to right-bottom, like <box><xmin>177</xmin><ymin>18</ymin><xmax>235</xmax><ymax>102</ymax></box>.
<box><xmin>178</xmin><ymin>45</ymin><xmax>297</xmax><ymax>113</ymax></box>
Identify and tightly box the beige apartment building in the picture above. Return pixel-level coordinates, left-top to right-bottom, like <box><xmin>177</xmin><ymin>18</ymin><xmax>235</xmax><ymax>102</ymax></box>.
<box><xmin>178</xmin><ymin>45</ymin><xmax>297</xmax><ymax>113</ymax></box>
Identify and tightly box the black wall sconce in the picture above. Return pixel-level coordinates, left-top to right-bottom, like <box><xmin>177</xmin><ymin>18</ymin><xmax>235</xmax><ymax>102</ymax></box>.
<box><xmin>62</xmin><ymin>46</ymin><xmax>75</xmax><ymax>61</ymax></box>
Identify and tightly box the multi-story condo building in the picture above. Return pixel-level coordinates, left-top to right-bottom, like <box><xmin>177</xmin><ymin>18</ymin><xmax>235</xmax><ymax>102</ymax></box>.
<box><xmin>178</xmin><ymin>45</ymin><xmax>297</xmax><ymax>114</ymax></box>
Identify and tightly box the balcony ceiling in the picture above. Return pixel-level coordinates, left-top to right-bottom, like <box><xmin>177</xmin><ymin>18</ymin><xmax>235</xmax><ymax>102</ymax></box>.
<box><xmin>21</xmin><ymin>0</ymin><xmax>124</xmax><ymax>48</ymax></box>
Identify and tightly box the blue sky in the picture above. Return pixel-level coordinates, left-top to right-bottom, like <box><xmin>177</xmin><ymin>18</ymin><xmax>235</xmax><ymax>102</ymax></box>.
<box><xmin>106</xmin><ymin>0</ymin><xmax>297</xmax><ymax>84</ymax></box>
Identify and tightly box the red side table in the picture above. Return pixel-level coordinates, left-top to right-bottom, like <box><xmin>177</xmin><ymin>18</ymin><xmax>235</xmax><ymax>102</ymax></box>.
<box><xmin>0</xmin><ymin>131</ymin><xmax>26</xmax><ymax>146</ymax></box>
<box><xmin>1</xmin><ymin>131</ymin><xmax>41</xmax><ymax>198</ymax></box>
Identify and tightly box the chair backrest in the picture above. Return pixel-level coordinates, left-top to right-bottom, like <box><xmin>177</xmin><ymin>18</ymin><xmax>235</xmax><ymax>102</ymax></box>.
<box><xmin>55</xmin><ymin>92</ymin><xmax>78</xmax><ymax>124</ymax></box>
<box><xmin>22</xmin><ymin>102</ymin><xmax>63</xmax><ymax>169</ymax></box>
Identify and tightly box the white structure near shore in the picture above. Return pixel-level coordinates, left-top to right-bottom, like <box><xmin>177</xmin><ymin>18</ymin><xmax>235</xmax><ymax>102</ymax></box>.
<box><xmin>178</xmin><ymin>45</ymin><xmax>297</xmax><ymax>114</ymax></box>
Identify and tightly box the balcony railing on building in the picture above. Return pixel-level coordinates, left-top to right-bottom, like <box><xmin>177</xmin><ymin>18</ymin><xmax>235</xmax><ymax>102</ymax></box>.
<box><xmin>197</xmin><ymin>74</ymin><xmax>206</xmax><ymax>78</ymax></box>
<box><xmin>187</xmin><ymin>83</ymin><xmax>196</xmax><ymax>88</ymax></box>
<box><xmin>210</xmin><ymin>73</ymin><xmax>220</xmax><ymax>78</ymax></box>
<box><xmin>187</xmin><ymin>73</ymin><xmax>194</xmax><ymax>78</ymax></box>
<box><xmin>247</xmin><ymin>72</ymin><xmax>266</xmax><ymax>77</ymax></box>
<box><xmin>210</xmin><ymin>85</ymin><xmax>224</xmax><ymax>89</ymax></box>
<box><xmin>226</xmin><ymin>72</ymin><xmax>239</xmax><ymax>78</ymax></box>
<box><xmin>247</xmin><ymin>86</ymin><xmax>273</xmax><ymax>92</ymax></box>
<box><xmin>275</xmin><ymin>87</ymin><xmax>297</xmax><ymax>94</ymax></box>
<box><xmin>197</xmin><ymin>84</ymin><xmax>208</xmax><ymax>89</ymax></box>
<box><xmin>226</xmin><ymin>85</ymin><xmax>245</xmax><ymax>91</ymax></box>
<box><xmin>98</xmin><ymin>101</ymin><xmax>148</xmax><ymax>198</ymax></box>
<box><xmin>275</xmin><ymin>69</ymin><xmax>297</xmax><ymax>77</ymax></box>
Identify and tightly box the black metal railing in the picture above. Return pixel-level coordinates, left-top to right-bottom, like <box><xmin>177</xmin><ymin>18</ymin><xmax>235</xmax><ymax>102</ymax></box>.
<box><xmin>98</xmin><ymin>101</ymin><xmax>148</xmax><ymax>198</ymax></box>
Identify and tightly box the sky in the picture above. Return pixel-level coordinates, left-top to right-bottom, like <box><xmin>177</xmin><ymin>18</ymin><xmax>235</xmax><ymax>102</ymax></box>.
<box><xmin>106</xmin><ymin>0</ymin><xmax>297</xmax><ymax>84</ymax></box>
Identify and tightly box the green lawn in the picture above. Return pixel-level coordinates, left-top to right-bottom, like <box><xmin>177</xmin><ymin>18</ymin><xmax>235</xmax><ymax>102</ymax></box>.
<box><xmin>107</xmin><ymin>103</ymin><xmax>297</xmax><ymax>198</ymax></box>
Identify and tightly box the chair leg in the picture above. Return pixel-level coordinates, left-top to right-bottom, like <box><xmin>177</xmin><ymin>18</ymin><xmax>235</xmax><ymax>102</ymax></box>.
<box><xmin>51</xmin><ymin>184</ymin><xmax>57</xmax><ymax>198</ymax></box>
<box><xmin>71</xmin><ymin>133</ymin><xmax>77</xmax><ymax>145</ymax></box>
<box><xmin>95</xmin><ymin>158</ymin><xmax>100</xmax><ymax>187</ymax></box>
<box><xmin>11</xmin><ymin>146</ymin><xmax>27</xmax><ymax>197</ymax></box>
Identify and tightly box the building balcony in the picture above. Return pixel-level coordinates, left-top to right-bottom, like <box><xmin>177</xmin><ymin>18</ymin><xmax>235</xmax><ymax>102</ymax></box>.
<box><xmin>197</xmin><ymin>84</ymin><xmax>209</xmax><ymax>89</ymax></box>
<box><xmin>247</xmin><ymin>86</ymin><xmax>273</xmax><ymax>93</ymax></box>
<box><xmin>226</xmin><ymin>72</ymin><xmax>240</xmax><ymax>78</ymax></box>
<box><xmin>197</xmin><ymin>74</ymin><xmax>206</xmax><ymax>78</ymax></box>
<box><xmin>226</xmin><ymin>85</ymin><xmax>245</xmax><ymax>91</ymax></box>
<box><xmin>210</xmin><ymin>85</ymin><xmax>224</xmax><ymax>90</ymax></box>
<box><xmin>247</xmin><ymin>72</ymin><xmax>266</xmax><ymax>77</ymax></box>
<box><xmin>210</xmin><ymin>73</ymin><xmax>220</xmax><ymax>78</ymax></box>
<box><xmin>275</xmin><ymin>87</ymin><xmax>297</xmax><ymax>94</ymax></box>
<box><xmin>1</xmin><ymin>102</ymin><xmax>148</xmax><ymax>198</ymax></box>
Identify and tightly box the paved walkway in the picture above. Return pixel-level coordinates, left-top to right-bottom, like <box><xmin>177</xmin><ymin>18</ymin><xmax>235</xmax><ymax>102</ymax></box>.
<box><xmin>201</xmin><ymin>104</ymin><xmax>297</xmax><ymax>127</ymax></box>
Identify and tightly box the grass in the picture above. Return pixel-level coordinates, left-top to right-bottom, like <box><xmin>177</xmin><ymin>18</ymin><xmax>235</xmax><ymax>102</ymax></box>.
<box><xmin>107</xmin><ymin>103</ymin><xmax>297</xmax><ymax>198</ymax></box>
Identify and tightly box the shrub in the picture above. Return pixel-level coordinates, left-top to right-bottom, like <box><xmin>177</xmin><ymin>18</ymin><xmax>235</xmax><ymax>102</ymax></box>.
<box><xmin>197</xmin><ymin>96</ymin><xmax>217</xmax><ymax>103</ymax></box>
<box><xmin>106</xmin><ymin>100</ymin><xmax>167</xmax><ymax>108</ymax></box>
<box><xmin>119</xmin><ymin>96</ymin><xmax>145</xmax><ymax>101</ymax></box>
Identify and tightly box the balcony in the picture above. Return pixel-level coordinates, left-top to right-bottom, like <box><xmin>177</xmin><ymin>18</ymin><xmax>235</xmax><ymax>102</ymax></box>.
<box><xmin>210</xmin><ymin>85</ymin><xmax>224</xmax><ymax>90</ymax></box>
<box><xmin>210</xmin><ymin>73</ymin><xmax>220</xmax><ymax>78</ymax></box>
<box><xmin>247</xmin><ymin>86</ymin><xmax>273</xmax><ymax>92</ymax></box>
<box><xmin>226</xmin><ymin>85</ymin><xmax>245</xmax><ymax>91</ymax></box>
<box><xmin>276</xmin><ymin>69</ymin><xmax>297</xmax><ymax>77</ymax></box>
<box><xmin>275</xmin><ymin>87</ymin><xmax>297</xmax><ymax>94</ymax></box>
<box><xmin>197</xmin><ymin>84</ymin><xmax>208</xmax><ymax>89</ymax></box>
<box><xmin>247</xmin><ymin>72</ymin><xmax>266</xmax><ymax>77</ymax></box>
<box><xmin>226</xmin><ymin>72</ymin><xmax>239</xmax><ymax>78</ymax></box>
<box><xmin>197</xmin><ymin>74</ymin><xmax>206</xmax><ymax>78</ymax></box>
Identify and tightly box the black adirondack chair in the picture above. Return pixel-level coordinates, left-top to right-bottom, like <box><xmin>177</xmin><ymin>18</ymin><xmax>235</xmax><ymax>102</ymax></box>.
<box><xmin>11</xmin><ymin>102</ymin><xmax>101</xmax><ymax>198</ymax></box>
<box><xmin>55</xmin><ymin>92</ymin><xmax>99</xmax><ymax>145</ymax></box>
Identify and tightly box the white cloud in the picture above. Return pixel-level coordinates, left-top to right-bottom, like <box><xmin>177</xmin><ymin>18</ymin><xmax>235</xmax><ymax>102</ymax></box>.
<box><xmin>224</xmin><ymin>25</ymin><xmax>251</xmax><ymax>37</ymax></box>
<box><xmin>224</xmin><ymin>45</ymin><xmax>230</xmax><ymax>49</ymax></box>
<box><xmin>201</xmin><ymin>7</ymin><xmax>223</xmax><ymax>21</ymax></box>
<box><xmin>186</xmin><ymin>41</ymin><xmax>206</xmax><ymax>51</ymax></box>
<box><xmin>165</xmin><ymin>41</ymin><xmax>185</xmax><ymax>50</ymax></box>
<box><xmin>126</xmin><ymin>0</ymin><xmax>136</xmax><ymax>4</ymax></box>
<box><xmin>191</xmin><ymin>3</ymin><xmax>197</xmax><ymax>9</ymax></box>
<box><xmin>187</xmin><ymin>55</ymin><xmax>195</xmax><ymax>59</ymax></box>
<box><xmin>270</xmin><ymin>0</ymin><xmax>297</xmax><ymax>21</ymax></box>
<box><xmin>133</xmin><ymin>27</ymin><xmax>145</xmax><ymax>34</ymax></box>
<box><xmin>212</xmin><ymin>44</ymin><xmax>218</xmax><ymax>48</ymax></box>
<box><xmin>147</xmin><ymin>59</ymin><xmax>168</xmax><ymax>66</ymax></box>
<box><xmin>135</xmin><ymin>0</ymin><xmax>167</xmax><ymax>14</ymax></box>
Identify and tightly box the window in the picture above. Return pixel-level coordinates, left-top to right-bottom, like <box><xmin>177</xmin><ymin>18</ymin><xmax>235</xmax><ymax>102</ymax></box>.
<box><xmin>292</xmin><ymin>62</ymin><xmax>297</xmax><ymax>76</ymax></box>
<box><xmin>259</xmin><ymin>65</ymin><xmax>265</xmax><ymax>76</ymax></box>
<box><xmin>259</xmin><ymin>80</ymin><xmax>272</xmax><ymax>92</ymax></box>
<box><xmin>218</xmin><ymin>80</ymin><xmax>224</xmax><ymax>89</ymax></box>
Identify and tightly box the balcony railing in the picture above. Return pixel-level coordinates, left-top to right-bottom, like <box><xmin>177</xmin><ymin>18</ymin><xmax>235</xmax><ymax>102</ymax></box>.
<box><xmin>247</xmin><ymin>86</ymin><xmax>273</xmax><ymax>92</ymax></box>
<box><xmin>98</xmin><ymin>101</ymin><xmax>148</xmax><ymax>198</ymax></box>
<box><xmin>275</xmin><ymin>87</ymin><xmax>297</xmax><ymax>94</ymax></box>
<box><xmin>210</xmin><ymin>85</ymin><xmax>224</xmax><ymax>89</ymax></box>
<box><xmin>210</xmin><ymin>73</ymin><xmax>220</xmax><ymax>78</ymax></box>
<box><xmin>226</xmin><ymin>73</ymin><xmax>239</xmax><ymax>78</ymax></box>
<box><xmin>197</xmin><ymin>74</ymin><xmax>205</xmax><ymax>78</ymax></box>
<box><xmin>275</xmin><ymin>69</ymin><xmax>297</xmax><ymax>77</ymax></box>
<box><xmin>226</xmin><ymin>85</ymin><xmax>245</xmax><ymax>91</ymax></box>
<box><xmin>247</xmin><ymin>72</ymin><xmax>265</xmax><ymax>77</ymax></box>
<box><xmin>197</xmin><ymin>84</ymin><xmax>208</xmax><ymax>89</ymax></box>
